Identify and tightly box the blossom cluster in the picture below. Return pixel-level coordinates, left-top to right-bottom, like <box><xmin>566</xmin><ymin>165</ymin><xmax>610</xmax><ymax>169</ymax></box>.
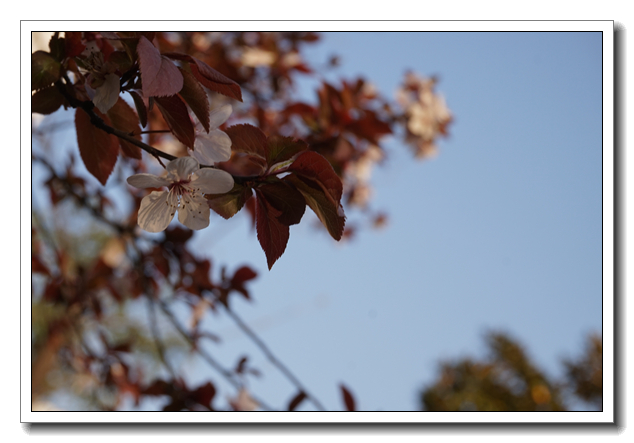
<box><xmin>396</xmin><ymin>72</ymin><xmax>452</xmax><ymax>159</ymax></box>
<box><xmin>127</xmin><ymin>105</ymin><xmax>235</xmax><ymax>233</ymax></box>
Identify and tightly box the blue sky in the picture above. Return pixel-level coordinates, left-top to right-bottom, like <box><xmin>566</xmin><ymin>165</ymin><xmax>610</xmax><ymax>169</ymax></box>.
<box><xmin>31</xmin><ymin>31</ymin><xmax>604</xmax><ymax>412</ymax></box>
<box><xmin>184</xmin><ymin>32</ymin><xmax>604</xmax><ymax>411</ymax></box>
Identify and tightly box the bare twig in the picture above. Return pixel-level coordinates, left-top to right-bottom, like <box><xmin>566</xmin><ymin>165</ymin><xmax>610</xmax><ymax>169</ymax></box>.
<box><xmin>208</xmin><ymin>291</ymin><xmax>327</xmax><ymax>411</ymax></box>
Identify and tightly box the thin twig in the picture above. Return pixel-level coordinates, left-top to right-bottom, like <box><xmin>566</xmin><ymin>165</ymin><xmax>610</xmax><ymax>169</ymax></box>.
<box><xmin>156</xmin><ymin>299</ymin><xmax>275</xmax><ymax>411</ymax></box>
<box><xmin>208</xmin><ymin>291</ymin><xmax>327</xmax><ymax>411</ymax></box>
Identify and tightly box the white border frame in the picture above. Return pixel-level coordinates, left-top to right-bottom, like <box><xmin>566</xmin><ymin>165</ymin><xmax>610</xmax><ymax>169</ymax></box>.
<box><xmin>22</xmin><ymin>20</ymin><xmax>614</xmax><ymax>424</ymax></box>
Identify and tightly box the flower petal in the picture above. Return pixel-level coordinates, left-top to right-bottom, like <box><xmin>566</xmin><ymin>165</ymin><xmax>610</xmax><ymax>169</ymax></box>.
<box><xmin>127</xmin><ymin>173</ymin><xmax>170</xmax><ymax>189</ymax></box>
<box><xmin>166</xmin><ymin>157</ymin><xmax>199</xmax><ymax>182</ymax></box>
<box><xmin>178</xmin><ymin>192</ymin><xmax>210</xmax><ymax>230</ymax></box>
<box><xmin>192</xmin><ymin>129</ymin><xmax>232</xmax><ymax>163</ymax></box>
<box><xmin>191</xmin><ymin>168</ymin><xmax>234</xmax><ymax>194</ymax></box>
<box><xmin>137</xmin><ymin>191</ymin><xmax>176</xmax><ymax>233</ymax></box>
<box><xmin>208</xmin><ymin>104</ymin><xmax>232</xmax><ymax>129</ymax></box>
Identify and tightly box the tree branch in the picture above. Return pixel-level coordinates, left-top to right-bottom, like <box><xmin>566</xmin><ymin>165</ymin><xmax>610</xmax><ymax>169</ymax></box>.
<box><xmin>208</xmin><ymin>291</ymin><xmax>327</xmax><ymax>411</ymax></box>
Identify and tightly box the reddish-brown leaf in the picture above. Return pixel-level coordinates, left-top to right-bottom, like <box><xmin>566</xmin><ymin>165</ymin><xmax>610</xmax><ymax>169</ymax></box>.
<box><xmin>231</xmin><ymin>266</ymin><xmax>258</xmax><ymax>286</ymax></box>
<box><xmin>257</xmin><ymin>181</ymin><xmax>306</xmax><ymax>226</ymax></box>
<box><xmin>287</xmin><ymin>391</ymin><xmax>307</xmax><ymax>412</ymax></box>
<box><xmin>32</xmin><ymin>255</ymin><xmax>50</xmax><ymax>276</ymax></box>
<box><xmin>178</xmin><ymin>67</ymin><xmax>210</xmax><ymax>132</ymax></box>
<box><xmin>191</xmin><ymin>382</ymin><xmax>216</xmax><ymax>409</ymax></box>
<box><xmin>285</xmin><ymin>174</ymin><xmax>345</xmax><ymax>241</ymax></box>
<box><xmin>128</xmin><ymin>90</ymin><xmax>148</xmax><ymax>127</ymax></box>
<box><xmin>107</xmin><ymin>97</ymin><xmax>142</xmax><ymax>159</ymax></box>
<box><xmin>346</xmin><ymin>110</ymin><xmax>392</xmax><ymax>144</ymax></box>
<box><xmin>225</xmin><ymin>124</ymin><xmax>267</xmax><ymax>159</ymax></box>
<box><xmin>137</xmin><ymin>36</ymin><xmax>183</xmax><ymax>98</ymax></box>
<box><xmin>64</xmin><ymin>32</ymin><xmax>85</xmax><ymax>57</ymax></box>
<box><xmin>154</xmin><ymin>95</ymin><xmax>195</xmax><ymax>148</ymax></box>
<box><xmin>287</xmin><ymin>151</ymin><xmax>343</xmax><ymax>203</ymax></box>
<box><xmin>163</xmin><ymin>52</ymin><xmax>242</xmax><ymax>102</ymax></box>
<box><xmin>255</xmin><ymin>191</ymin><xmax>290</xmax><ymax>269</ymax></box>
<box><xmin>340</xmin><ymin>384</ymin><xmax>356</xmax><ymax>411</ymax></box>
<box><xmin>206</xmin><ymin>183</ymin><xmax>253</xmax><ymax>219</ymax></box>
<box><xmin>31</xmin><ymin>85</ymin><xmax>66</xmax><ymax>115</ymax></box>
<box><xmin>266</xmin><ymin>135</ymin><xmax>309</xmax><ymax>168</ymax></box>
<box><xmin>230</xmin><ymin>265</ymin><xmax>258</xmax><ymax>300</ymax></box>
<box><xmin>75</xmin><ymin>108</ymin><xmax>119</xmax><ymax>185</ymax></box>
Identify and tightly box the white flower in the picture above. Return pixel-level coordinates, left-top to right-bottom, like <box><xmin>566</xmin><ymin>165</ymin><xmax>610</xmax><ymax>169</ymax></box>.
<box><xmin>189</xmin><ymin>104</ymin><xmax>233</xmax><ymax>164</ymax></box>
<box><xmin>127</xmin><ymin>157</ymin><xmax>234</xmax><ymax>232</ymax></box>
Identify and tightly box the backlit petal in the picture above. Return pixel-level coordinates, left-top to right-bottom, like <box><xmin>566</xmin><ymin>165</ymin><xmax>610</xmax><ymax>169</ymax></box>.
<box><xmin>166</xmin><ymin>157</ymin><xmax>199</xmax><ymax>182</ymax></box>
<box><xmin>178</xmin><ymin>192</ymin><xmax>210</xmax><ymax>230</ymax></box>
<box><xmin>192</xmin><ymin>129</ymin><xmax>232</xmax><ymax>163</ymax></box>
<box><xmin>191</xmin><ymin>168</ymin><xmax>234</xmax><ymax>194</ymax></box>
<box><xmin>208</xmin><ymin>104</ymin><xmax>232</xmax><ymax>129</ymax></box>
<box><xmin>137</xmin><ymin>191</ymin><xmax>174</xmax><ymax>232</ymax></box>
<box><xmin>127</xmin><ymin>173</ymin><xmax>170</xmax><ymax>189</ymax></box>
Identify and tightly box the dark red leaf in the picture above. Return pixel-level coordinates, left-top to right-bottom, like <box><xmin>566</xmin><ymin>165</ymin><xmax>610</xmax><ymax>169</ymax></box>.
<box><xmin>191</xmin><ymin>382</ymin><xmax>216</xmax><ymax>409</ymax></box>
<box><xmin>285</xmin><ymin>174</ymin><xmax>345</xmax><ymax>241</ymax></box>
<box><xmin>225</xmin><ymin>124</ymin><xmax>267</xmax><ymax>158</ymax></box>
<box><xmin>230</xmin><ymin>265</ymin><xmax>258</xmax><ymax>300</ymax></box>
<box><xmin>137</xmin><ymin>36</ymin><xmax>183</xmax><ymax>98</ymax></box>
<box><xmin>340</xmin><ymin>384</ymin><xmax>356</xmax><ymax>411</ymax></box>
<box><xmin>32</xmin><ymin>255</ymin><xmax>50</xmax><ymax>276</ymax></box>
<box><xmin>235</xmin><ymin>356</ymin><xmax>248</xmax><ymax>374</ymax></box>
<box><xmin>206</xmin><ymin>182</ymin><xmax>253</xmax><ymax>220</ymax></box>
<box><xmin>287</xmin><ymin>391</ymin><xmax>307</xmax><ymax>411</ymax></box>
<box><xmin>231</xmin><ymin>266</ymin><xmax>258</xmax><ymax>286</ymax></box>
<box><xmin>64</xmin><ymin>32</ymin><xmax>85</xmax><ymax>58</ymax></box>
<box><xmin>107</xmin><ymin>97</ymin><xmax>142</xmax><ymax>159</ymax></box>
<box><xmin>178</xmin><ymin>67</ymin><xmax>210</xmax><ymax>132</ymax></box>
<box><xmin>75</xmin><ymin>108</ymin><xmax>119</xmax><ymax>185</ymax></box>
<box><xmin>163</xmin><ymin>226</ymin><xmax>194</xmax><ymax>244</ymax></box>
<box><xmin>266</xmin><ymin>135</ymin><xmax>309</xmax><ymax>168</ymax></box>
<box><xmin>257</xmin><ymin>181</ymin><xmax>306</xmax><ymax>226</ymax></box>
<box><xmin>346</xmin><ymin>110</ymin><xmax>392</xmax><ymax>144</ymax></box>
<box><xmin>287</xmin><ymin>151</ymin><xmax>343</xmax><ymax>203</ymax></box>
<box><xmin>128</xmin><ymin>90</ymin><xmax>148</xmax><ymax>127</ymax></box>
<box><xmin>154</xmin><ymin>95</ymin><xmax>195</xmax><ymax>148</ymax></box>
<box><xmin>255</xmin><ymin>192</ymin><xmax>290</xmax><ymax>269</ymax></box>
<box><xmin>31</xmin><ymin>85</ymin><xmax>66</xmax><ymax>115</ymax></box>
<box><xmin>142</xmin><ymin>379</ymin><xmax>172</xmax><ymax>396</ymax></box>
<box><xmin>163</xmin><ymin>52</ymin><xmax>242</xmax><ymax>102</ymax></box>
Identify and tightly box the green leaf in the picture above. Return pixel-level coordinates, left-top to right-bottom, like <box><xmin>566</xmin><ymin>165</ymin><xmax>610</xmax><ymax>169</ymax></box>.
<box><xmin>32</xmin><ymin>51</ymin><xmax>61</xmax><ymax>91</ymax></box>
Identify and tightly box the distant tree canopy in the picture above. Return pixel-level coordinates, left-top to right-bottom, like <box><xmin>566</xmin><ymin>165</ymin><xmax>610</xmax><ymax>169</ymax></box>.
<box><xmin>420</xmin><ymin>332</ymin><xmax>602</xmax><ymax>412</ymax></box>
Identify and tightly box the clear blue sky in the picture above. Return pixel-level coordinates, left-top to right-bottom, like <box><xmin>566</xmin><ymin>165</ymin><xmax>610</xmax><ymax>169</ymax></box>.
<box><xmin>184</xmin><ymin>32</ymin><xmax>603</xmax><ymax>411</ymax></box>
<box><xmin>33</xmin><ymin>32</ymin><xmax>603</xmax><ymax>412</ymax></box>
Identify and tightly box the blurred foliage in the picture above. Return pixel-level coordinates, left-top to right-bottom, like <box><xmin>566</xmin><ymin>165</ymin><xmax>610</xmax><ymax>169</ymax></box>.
<box><xmin>421</xmin><ymin>331</ymin><xmax>602</xmax><ymax>412</ymax></box>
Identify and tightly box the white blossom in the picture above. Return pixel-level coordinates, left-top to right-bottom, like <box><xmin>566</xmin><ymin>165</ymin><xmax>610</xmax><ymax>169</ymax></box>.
<box><xmin>127</xmin><ymin>157</ymin><xmax>234</xmax><ymax>232</ymax></box>
<box><xmin>189</xmin><ymin>104</ymin><xmax>233</xmax><ymax>164</ymax></box>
